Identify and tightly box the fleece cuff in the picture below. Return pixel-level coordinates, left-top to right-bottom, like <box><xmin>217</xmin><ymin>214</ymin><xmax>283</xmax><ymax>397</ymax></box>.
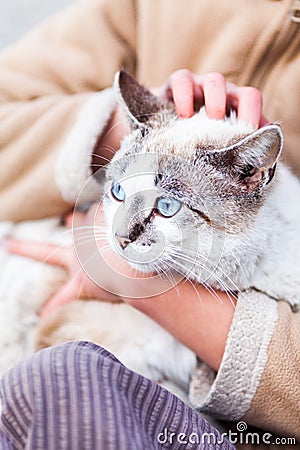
<box><xmin>189</xmin><ymin>290</ymin><xmax>278</xmax><ymax>420</ymax></box>
<box><xmin>55</xmin><ymin>88</ymin><xmax>117</xmax><ymax>204</ymax></box>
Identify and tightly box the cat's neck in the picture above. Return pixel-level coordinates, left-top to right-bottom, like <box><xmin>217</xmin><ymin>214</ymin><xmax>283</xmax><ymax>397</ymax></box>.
<box><xmin>232</xmin><ymin>164</ymin><xmax>300</xmax><ymax>308</ymax></box>
<box><xmin>251</xmin><ymin>165</ymin><xmax>299</xmax><ymax>305</ymax></box>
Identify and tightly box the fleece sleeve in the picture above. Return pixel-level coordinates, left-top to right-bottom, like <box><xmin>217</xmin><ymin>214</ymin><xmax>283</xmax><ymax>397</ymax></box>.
<box><xmin>189</xmin><ymin>292</ymin><xmax>300</xmax><ymax>441</ymax></box>
<box><xmin>0</xmin><ymin>0</ymin><xmax>136</xmax><ymax>221</ymax></box>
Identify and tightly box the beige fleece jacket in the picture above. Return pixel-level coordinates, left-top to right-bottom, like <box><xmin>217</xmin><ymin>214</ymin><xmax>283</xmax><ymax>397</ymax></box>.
<box><xmin>0</xmin><ymin>0</ymin><xmax>299</xmax><ymax>441</ymax></box>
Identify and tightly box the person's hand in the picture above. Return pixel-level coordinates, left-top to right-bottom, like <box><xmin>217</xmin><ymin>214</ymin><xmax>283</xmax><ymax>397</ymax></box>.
<box><xmin>156</xmin><ymin>69</ymin><xmax>268</xmax><ymax>128</ymax></box>
<box><xmin>5</xmin><ymin>205</ymin><xmax>126</xmax><ymax>317</ymax></box>
<box><xmin>92</xmin><ymin>70</ymin><xmax>267</xmax><ymax>173</ymax></box>
<box><xmin>5</xmin><ymin>204</ymin><xmax>159</xmax><ymax>316</ymax></box>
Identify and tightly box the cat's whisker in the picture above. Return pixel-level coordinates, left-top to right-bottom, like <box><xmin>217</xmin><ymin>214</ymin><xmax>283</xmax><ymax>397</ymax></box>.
<box><xmin>157</xmin><ymin>258</ymin><xmax>178</xmax><ymax>285</ymax></box>
<box><xmin>91</xmin><ymin>142</ymin><xmax>117</xmax><ymax>155</ymax></box>
<box><xmin>89</xmin><ymin>162</ymin><xmax>109</xmax><ymax>169</ymax></box>
<box><xmin>151</xmin><ymin>261</ymin><xmax>163</xmax><ymax>278</ymax></box>
<box><xmin>201</xmin><ymin>281</ymin><xmax>225</xmax><ymax>305</ymax></box>
<box><xmin>163</xmin><ymin>258</ymin><xmax>203</xmax><ymax>306</ymax></box>
<box><xmin>72</xmin><ymin>233</ymin><xmax>107</xmax><ymax>240</ymax></box>
<box><xmin>151</xmin><ymin>261</ymin><xmax>168</xmax><ymax>288</ymax></box>
<box><xmin>53</xmin><ymin>226</ymin><xmax>104</xmax><ymax>243</ymax></box>
<box><xmin>167</xmin><ymin>247</ymin><xmax>209</xmax><ymax>276</ymax></box>
<box><xmin>72</xmin><ymin>229</ymin><xmax>107</xmax><ymax>236</ymax></box>
<box><xmin>154</xmin><ymin>259</ymin><xmax>181</xmax><ymax>298</ymax></box>
<box><xmin>90</xmin><ymin>153</ymin><xmax>112</xmax><ymax>164</ymax></box>
<box><xmin>72</xmin><ymin>229</ymin><xmax>107</xmax><ymax>237</ymax></box>
<box><xmin>103</xmin><ymin>117</ymin><xmax>130</xmax><ymax>140</ymax></box>
<box><xmin>74</xmin><ymin>238</ymin><xmax>109</xmax><ymax>248</ymax></box>
<box><xmin>102</xmin><ymin>143</ymin><xmax>119</xmax><ymax>154</ymax></box>
<box><xmin>167</xmin><ymin>247</ymin><xmax>238</xmax><ymax>306</ymax></box>
<box><xmin>72</xmin><ymin>225</ymin><xmax>107</xmax><ymax>231</ymax></box>
<box><xmin>81</xmin><ymin>159</ymin><xmax>111</xmax><ymax>168</ymax></box>
<box><xmin>156</xmin><ymin>258</ymin><xmax>178</xmax><ymax>287</ymax></box>
<box><xmin>170</xmin><ymin>257</ymin><xmax>226</xmax><ymax>306</ymax></box>
<box><xmin>72</xmin><ymin>231</ymin><xmax>107</xmax><ymax>239</ymax></box>
<box><xmin>170</xmin><ymin>250</ymin><xmax>225</xmax><ymax>304</ymax></box>
<box><xmin>73</xmin><ymin>234</ymin><xmax>107</xmax><ymax>242</ymax></box>
<box><xmin>168</xmin><ymin>245</ymin><xmax>242</xmax><ymax>298</ymax></box>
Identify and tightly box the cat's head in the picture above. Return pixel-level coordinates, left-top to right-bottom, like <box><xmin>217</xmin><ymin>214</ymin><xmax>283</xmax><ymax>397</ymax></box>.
<box><xmin>103</xmin><ymin>71</ymin><xmax>283</xmax><ymax>286</ymax></box>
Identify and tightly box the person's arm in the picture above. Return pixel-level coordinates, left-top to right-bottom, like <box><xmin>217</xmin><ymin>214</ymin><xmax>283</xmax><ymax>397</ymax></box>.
<box><xmin>125</xmin><ymin>283</ymin><xmax>236</xmax><ymax>372</ymax></box>
<box><xmin>128</xmin><ymin>284</ymin><xmax>300</xmax><ymax>440</ymax></box>
<box><xmin>0</xmin><ymin>0</ymin><xmax>134</xmax><ymax>221</ymax></box>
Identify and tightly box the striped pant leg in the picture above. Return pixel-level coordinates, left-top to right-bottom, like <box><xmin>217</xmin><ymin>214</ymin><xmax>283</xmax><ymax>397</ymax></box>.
<box><xmin>0</xmin><ymin>341</ymin><xmax>234</xmax><ymax>450</ymax></box>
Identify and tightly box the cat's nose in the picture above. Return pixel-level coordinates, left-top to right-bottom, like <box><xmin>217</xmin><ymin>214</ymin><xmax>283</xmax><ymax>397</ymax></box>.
<box><xmin>115</xmin><ymin>233</ymin><xmax>131</xmax><ymax>250</ymax></box>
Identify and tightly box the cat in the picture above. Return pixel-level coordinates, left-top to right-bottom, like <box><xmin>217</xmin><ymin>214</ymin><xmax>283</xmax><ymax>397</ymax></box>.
<box><xmin>8</xmin><ymin>70</ymin><xmax>300</xmax><ymax>398</ymax></box>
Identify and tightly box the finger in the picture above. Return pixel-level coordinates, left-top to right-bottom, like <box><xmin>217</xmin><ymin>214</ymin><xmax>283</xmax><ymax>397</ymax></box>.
<box><xmin>169</xmin><ymin>69</ymin><xmax>195</xmax><ymax>118</ymax></box>
<box><xmin>5</xmin><ymin>239</ymin><xmax>70</xmax><ymax>267</ymax></box>
<box><xmin>235</xmin><ymin>86</ymin><xmax>263</xmax><ymax>129</ymax></box>
<box><xmin>203</xmin><ymin>72</ymin><xmax>227</xmax><ymax>120</ymax></box>
<box><xmin>39</xmin><ymin>280</ymin><xmax>78</xmax><ymax>317</ymax></box>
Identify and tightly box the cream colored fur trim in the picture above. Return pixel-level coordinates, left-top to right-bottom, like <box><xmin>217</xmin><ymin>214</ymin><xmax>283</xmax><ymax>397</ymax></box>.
<box><xmin>189</xmin><ymin>290</ymin><xmax>278</xmax><ymax>420</ymax></box>
<box><xmin>55</xmin><ymin>88</ymin><xmax>117</xmax><ymax>204</ymax></box>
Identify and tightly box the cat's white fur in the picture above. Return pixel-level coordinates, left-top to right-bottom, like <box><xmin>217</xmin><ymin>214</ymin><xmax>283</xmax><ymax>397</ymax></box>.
<box><xmin>0</xmin><ymin>219</ymin><xmax>67</xmax><ymax>378</ymax></box>
<box><xmin>251</xmin><ymin>166</ymin><xmax>300</xmax><ymax>306</ymax></box>
<box><xmin>142</xmin><ymin>109</ymin><xmax>254</xmax><ymax>155</ymax></box>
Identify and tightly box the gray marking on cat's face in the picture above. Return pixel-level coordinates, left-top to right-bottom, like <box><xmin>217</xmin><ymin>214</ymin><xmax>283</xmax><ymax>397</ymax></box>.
<box><xmin>103</xmin><ymin>71</ymin><xmax>283</xmax><ymax>290</ymax></box>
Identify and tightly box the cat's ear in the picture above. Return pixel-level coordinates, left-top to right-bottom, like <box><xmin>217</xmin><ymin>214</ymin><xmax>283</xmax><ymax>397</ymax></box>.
<box><xmin>114</xmin><ymin>70</ymin><xmax>169</xmax><ymax>129</ymax></box>
<box><xmin>216</xmin><ymin>124</ymin><xmax>283</xmax><ymax>191</ymax></box>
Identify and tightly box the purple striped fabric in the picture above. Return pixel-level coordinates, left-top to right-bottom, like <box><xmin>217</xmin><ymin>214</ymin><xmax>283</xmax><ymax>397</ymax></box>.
<box><xmin>0</xmin><ymin>342</ymin><xmax>235</xmax><ymax>450</ymax></box>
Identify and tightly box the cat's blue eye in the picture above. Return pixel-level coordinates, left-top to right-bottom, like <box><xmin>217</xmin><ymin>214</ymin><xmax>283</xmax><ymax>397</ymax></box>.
<box><xmin>157</xmin><ymin>197</ymin><xmax>181</xmax><ymax>217</ymax></box>
<box><xmin>111</xmin><ymin>182</ymin><xmax>126</xmax><ymax>201</ymax></box>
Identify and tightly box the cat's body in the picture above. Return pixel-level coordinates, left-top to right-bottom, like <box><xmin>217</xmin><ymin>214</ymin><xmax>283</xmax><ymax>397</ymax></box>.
<box><xmin>0</xmin><ymin>72</ymin><xmax>299</xmax><ymax>398</ymax></box>
<box><xmin>102</xmin><ymin>71</ymin><xmax>299</xmax><ymax>309</ymax></box>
